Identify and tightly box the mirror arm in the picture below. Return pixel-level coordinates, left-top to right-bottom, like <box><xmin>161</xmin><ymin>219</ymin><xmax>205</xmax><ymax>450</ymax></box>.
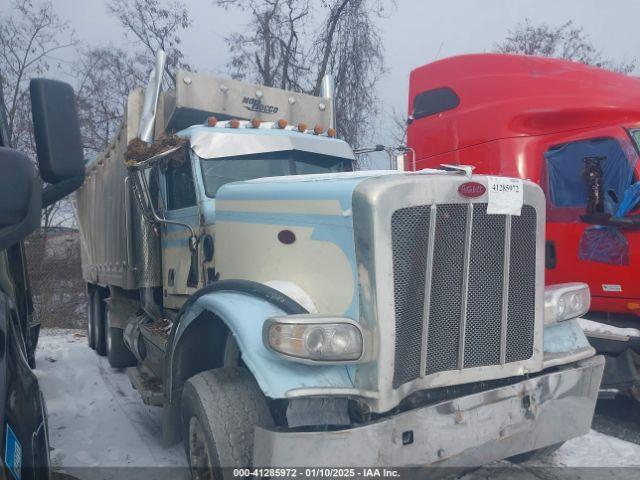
<box><xmin>133</xmin><ymin>169</ymin><xmax>199</xmax><ymax>250</ymax></box>
<box><xmin>41</xmin><ymin>175</ymin><xmax>84</xmax><ymax>208</ymax></box>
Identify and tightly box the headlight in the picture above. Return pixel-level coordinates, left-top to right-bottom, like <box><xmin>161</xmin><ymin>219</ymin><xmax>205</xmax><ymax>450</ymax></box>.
<box><xmin>544</xmin><ymin>283</ymin><xmax>590</xmax><ymax>325</ymax></box>
<box><xmin>263</xmin><ymin>315</ymin><xmax>368</xmax><ymax>363</ymax></box>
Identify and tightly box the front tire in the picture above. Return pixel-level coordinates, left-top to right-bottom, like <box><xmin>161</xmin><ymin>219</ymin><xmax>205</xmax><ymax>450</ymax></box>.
<box><xmin>106</xmin><ymin>309</ymin><xmax>137</xmax><ymax>369</ymax></box>
<box><xmin>181</xmin><ymin>367</ymin><xmax>274</xmax><ymax>478</ymax></box>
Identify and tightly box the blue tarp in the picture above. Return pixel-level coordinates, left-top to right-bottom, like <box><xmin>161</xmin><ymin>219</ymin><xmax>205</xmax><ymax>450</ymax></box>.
<box><xmin>579</xmin><ymin>226</ymin><xmax>630</xmax><ymax>265</ymax></box>
<box><xmin>546</xmin><ymin>138</ymin><xmax>635</xmax><ymax>215</ymax></box>
<box><xmin>615</xmin><ymin>181</ymin><xmax>640</xmax><ymax>217</ymax></box>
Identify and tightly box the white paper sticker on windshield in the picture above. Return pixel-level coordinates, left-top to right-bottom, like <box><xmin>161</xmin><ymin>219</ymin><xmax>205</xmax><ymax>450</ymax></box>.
<box><xmin>487</xmin><ymin>176</ymin><xmax>523</xmax><ymax>216</ymax></box>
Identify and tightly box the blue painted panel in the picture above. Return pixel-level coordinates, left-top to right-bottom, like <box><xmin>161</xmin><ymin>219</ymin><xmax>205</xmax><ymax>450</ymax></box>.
<box><xmin>172</xmin><ymin>291</ymin><xmax>355</xmax><ymax>399</ymax></box>
<box><xmin>543</xmin><ymin>319</ymin><xmax>590</xmax><ymax>354</ymax></box>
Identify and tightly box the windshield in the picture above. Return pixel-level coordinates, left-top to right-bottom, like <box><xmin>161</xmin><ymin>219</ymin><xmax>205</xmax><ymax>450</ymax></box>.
<box><xmin>199</xmin><ymin>150</ymin><xmax>353</xmax><ymax>197</ymax></box>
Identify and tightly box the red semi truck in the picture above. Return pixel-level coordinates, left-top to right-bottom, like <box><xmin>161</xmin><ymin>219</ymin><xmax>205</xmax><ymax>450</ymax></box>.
<box><xmin>406</xmin><ymin>53</ymin><xmax>640</xmax><ymax>397</ymax></box>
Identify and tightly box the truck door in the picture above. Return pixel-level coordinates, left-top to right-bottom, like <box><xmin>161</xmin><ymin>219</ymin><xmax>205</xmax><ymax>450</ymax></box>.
<box><xmin>543</xmin><ymin>132</ymin><xmax>640</xmax><ymax>315</ymax></box>
<box><xmin>158</xmin><ymin>151</ymin><xmax>200</xmax><ymax>304</ymax></box>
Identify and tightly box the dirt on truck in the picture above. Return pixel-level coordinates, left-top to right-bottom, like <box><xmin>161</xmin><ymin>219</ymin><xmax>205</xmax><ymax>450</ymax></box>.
<box><xmin>75</xmin><ymin>51</ymin><xmax>604</xmax><ymax>475</ymax></box>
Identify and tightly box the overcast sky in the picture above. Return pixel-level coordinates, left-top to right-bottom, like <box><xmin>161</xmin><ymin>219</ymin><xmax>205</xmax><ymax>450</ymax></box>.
<box><xmin>9</xmin><ymin>0</ymin><xmax>640</xmax><ymax>143</ymax></box>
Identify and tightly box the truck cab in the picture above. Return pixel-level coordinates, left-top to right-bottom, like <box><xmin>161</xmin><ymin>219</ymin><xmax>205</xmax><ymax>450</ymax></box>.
<box><xmin>158</xmin><ymin>122</ymin><xmax>354</xmax><ymax>307</ymax></box>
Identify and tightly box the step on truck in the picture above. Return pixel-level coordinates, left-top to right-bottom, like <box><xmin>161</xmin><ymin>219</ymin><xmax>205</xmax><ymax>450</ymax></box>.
<box><xmin>76</xmin><ymin>52</ymin><xmax>604</xmax><ymax>473</ymax></box>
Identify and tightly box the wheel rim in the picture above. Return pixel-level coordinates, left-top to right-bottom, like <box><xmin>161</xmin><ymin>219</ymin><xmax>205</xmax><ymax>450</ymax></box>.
<box><xmin>188</xmin><ymin>416</ymin><xmax>215</xmax><ymax>480</ymax></box>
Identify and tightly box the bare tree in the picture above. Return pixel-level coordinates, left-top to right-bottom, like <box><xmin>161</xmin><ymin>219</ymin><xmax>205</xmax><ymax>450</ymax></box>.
<box><xmin>217</xmin><ymin>0</ymin><xmax>310</xmax><ymax>91</ymax></box>
<box><xmin>73</xmin><ymin>46</ymin><xmax>147</xmax><ymax>157</ymax></box>
<box><xmin>0</xmin><ymin>0</ymin><xmax>76</xmax><ymax>229</ymax></box>
<box><xmin>0</xmin><ymin>0</ymin><xmax>75</xmax><ymax>152</ymax></box>
<box><xmin>311</xmin><ymin>0</ymin><xmax>387</xmax><ymax>146</ymax></box>
<box><xmin>495</xmin><ymin>19</ymin><xmax>635</xmax><ymax>74</ymax></box>
<box><xmin>216</xmin><ymin>0</ymin><xmax>392</xmax><ymax>147</ymax></box>
<box><xmin>107</xmin><ymin>0</ymin><xmax>192</xmax><ymax>87</ymax></box>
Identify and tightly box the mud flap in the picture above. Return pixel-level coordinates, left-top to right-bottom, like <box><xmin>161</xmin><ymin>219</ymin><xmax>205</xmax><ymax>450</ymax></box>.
<box><xmin>587</xmin><ymin>335</ymin><xmax>640</xmax><ymax>397</ymax></box>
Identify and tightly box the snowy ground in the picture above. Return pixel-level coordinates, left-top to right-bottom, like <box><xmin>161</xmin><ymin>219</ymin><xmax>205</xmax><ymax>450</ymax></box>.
<box><xmin>35</xmin><ymin>329</ymin><xmax>640</xmax><ymax>480</ymax></box>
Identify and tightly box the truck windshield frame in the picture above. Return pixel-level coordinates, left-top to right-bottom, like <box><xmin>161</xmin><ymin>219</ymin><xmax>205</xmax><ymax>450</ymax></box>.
<box><xmin>199</xmin><ymin>150</ymin><xmax>353</xmax><ymax>198</ymax></box>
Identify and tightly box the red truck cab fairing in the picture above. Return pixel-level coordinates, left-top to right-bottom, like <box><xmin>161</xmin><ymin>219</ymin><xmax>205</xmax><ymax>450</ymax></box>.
<box><xmin>407</xmin><ymin>53</ymin><xmax>640</xmax><ymax>317</ymax></box>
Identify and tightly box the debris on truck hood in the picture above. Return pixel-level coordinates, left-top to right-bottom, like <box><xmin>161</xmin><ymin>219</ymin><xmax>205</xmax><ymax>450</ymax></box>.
<box><xmin>125</xmin><ymin>135</ymin><xmax>188</xmax><ymax>166</ymax></box>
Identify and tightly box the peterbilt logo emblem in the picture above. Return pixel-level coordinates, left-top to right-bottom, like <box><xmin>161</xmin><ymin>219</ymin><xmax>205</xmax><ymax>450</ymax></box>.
<box><xmin>242</xmin><ymin>97</ymin><xmax>279</xmax><ymax>115</ymax></box>
<box><xmin>458</xmin><ymin>182</ymin><xmax>486</xmax><ymax>198</ymax></box>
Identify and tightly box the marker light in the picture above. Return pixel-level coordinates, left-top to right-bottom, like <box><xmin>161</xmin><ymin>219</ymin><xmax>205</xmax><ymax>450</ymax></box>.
<box><xmin>297</xmin><ymin>123</ymin><xmax>307</xmax><ymax>133</ymax></box>
<box><xmin>327</xmin><ymin>128</ymin><xmax>337</xmax><ymax>138</ymax></box>
<box><xmin>313</xmin><ymin>125</ymin><xmax>324</xmax><ymax>135</ymax></box>
<box><xmin>229</xmin><ymin>119</ymin><xmax>240</xmax><ymax>129</ymax></box>
<box><xmin>276</xmin><ymin>119</ymin><xmax>288</xmax><ymax>129</ymax></box>
<box><xmin>251</xmin><ymin>118</ymin><xmax>261</xmax><ymax>128</ymax></box>
<box><xmin>544</xmin><ymin>283</ymin><xmax>590</xmax><ymax>325</ymax></box>
<box><xmin>206</xmin><ymin>116</ymin><xmax>218</xmax><ymax>127</ymax></box>
<box><xmin>264</xmin><ymin>315</ymin><xmax>366</xmax><ymax>363</ymax></box>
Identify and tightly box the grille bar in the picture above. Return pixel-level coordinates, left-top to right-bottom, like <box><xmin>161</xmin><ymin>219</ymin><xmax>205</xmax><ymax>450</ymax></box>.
<box><xmin>500</xmin><ymin>216</ymin><xmax>512</xmax><ymax>365</ymax></box>
<box><xmin>419</xmin><ymin>205</ymin><xmax>437</xmax><ymax>377</ymax></box>
<box><xmin>457</xmin><ymin>204</ymin><xmax>474</xmax><ymax>370</ymax></box>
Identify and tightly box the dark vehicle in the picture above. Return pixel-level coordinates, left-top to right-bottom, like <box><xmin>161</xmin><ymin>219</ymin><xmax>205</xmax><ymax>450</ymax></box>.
<box><xmin>0</xmin><ymin>75</ymin><xmax>84</xmax><ymax>479</ymax></box>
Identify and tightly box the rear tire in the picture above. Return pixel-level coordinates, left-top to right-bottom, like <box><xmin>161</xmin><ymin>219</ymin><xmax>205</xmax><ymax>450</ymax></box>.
<box><xmin>106</xmin><ymin>309</ymin><xmax>137</xmax><ymax>369</ymax></box>
<box><xmin>507</xmin><ymin>442</ymin><xmax>564</xmax><ymax>464</ymax></box>
<box><xmin>181</xmin><ymin>367</ymin><xmax>274</xmax><ymax>477</ymax></box>
<box><xmin>87</xmin><ymin>290</ymin><xmax>96</xmax><ymax>350</ymax></box>
<box><xmin>92</xmin><ymin>290</ymin><xmax>107</xmax><ymax>356</ymax></box>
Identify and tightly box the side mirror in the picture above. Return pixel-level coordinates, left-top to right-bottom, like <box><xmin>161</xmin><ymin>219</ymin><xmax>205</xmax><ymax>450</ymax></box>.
<box><xmin>30</xmin><ymin>79</ymin><xmax>85</xmax><ymax>208</ymax></box>
<box><xmin>0</xmin><ymin>148</ymin><xmax>42</xmax><ymax>250</ymax></box>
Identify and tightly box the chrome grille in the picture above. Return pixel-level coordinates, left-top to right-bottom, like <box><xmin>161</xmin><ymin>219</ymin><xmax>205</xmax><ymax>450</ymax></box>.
<box><xmin>391</xmin><ymin>203</ymin><xmax>537</xmax><ymax>388</ymax></box>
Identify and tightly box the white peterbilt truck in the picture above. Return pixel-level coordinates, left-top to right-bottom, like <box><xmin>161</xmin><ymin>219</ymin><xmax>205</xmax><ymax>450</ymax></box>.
<box><xmin>76</xmin><ymin>54</ymin><xmax>604</xmax><ymax>474</ymax></box>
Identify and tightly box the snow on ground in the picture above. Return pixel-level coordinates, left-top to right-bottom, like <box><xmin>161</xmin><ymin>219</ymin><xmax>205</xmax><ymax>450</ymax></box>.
<box><xmin>36</xmin><ymin>329</ymin><xmax>640</xmax><ymax>480</ymax></box>
<box><xmin>35</xmin><ymin>329</ymin><xmax>188</xmax><ymax>480</ymax></box>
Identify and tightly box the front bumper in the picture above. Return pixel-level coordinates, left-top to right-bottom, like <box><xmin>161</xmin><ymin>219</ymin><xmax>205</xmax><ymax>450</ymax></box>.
<box><xmin>254</xmin><ymin>355</ymin><xmax>604</xmax><ymax>467</ymax></box>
